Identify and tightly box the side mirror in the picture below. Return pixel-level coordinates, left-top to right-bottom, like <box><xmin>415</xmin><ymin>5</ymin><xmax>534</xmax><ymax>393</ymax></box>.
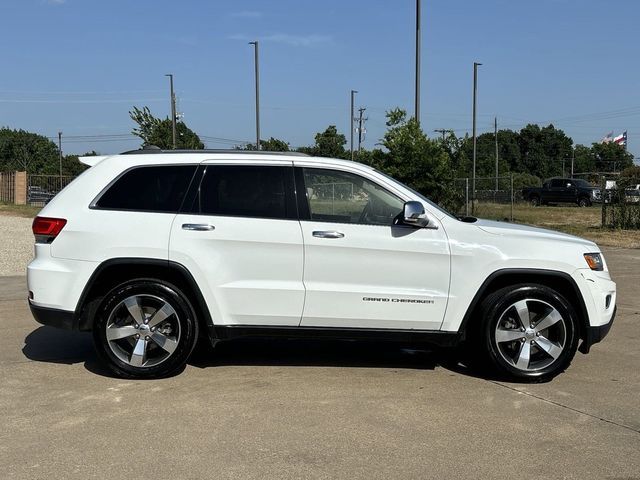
<box><xmin>401</xmin><ymin>201</ymin><xmax>430</xmax><ymax>228</ymax></box>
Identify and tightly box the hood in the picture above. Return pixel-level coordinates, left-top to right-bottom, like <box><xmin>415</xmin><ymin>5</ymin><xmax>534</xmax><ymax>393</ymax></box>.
<box><xmin>474</xmin><ymin>219</ymin><xmax>597</xmax><ymax>249</ymax></box>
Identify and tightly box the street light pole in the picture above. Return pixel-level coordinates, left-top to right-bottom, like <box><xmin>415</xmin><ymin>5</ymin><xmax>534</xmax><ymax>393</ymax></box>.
<box><xmin>350</xmin><ymin>89</ymin><xmax>357</xmax><ymax>161</ymax></box>
<box><xmin>249</xmin><ymin>41</ymin><xmax>261</xmax><ymax>150</ymax></box>
<box><xmin>414</xmin><ymin>0</ymin><xmax>421</xmax><ymax>124</ymax></box>
<box><xmin>165</xmin><ymin>74</ymin><xmax>177</xmax><ymax>149</ymax></box>
<box><xmin>472</xmin><ymin>62</ymin><xmax>482</xmax><ymax>213</ymax></box>
<box><xmin>494</xmin><ymin>116</ymin><xmax>499</xmax><ymax>191</ymax></box>
<box><xmin>58</xmin><ymin>131</ymin><xmax>62</xmax><ymax>190</ymax></box>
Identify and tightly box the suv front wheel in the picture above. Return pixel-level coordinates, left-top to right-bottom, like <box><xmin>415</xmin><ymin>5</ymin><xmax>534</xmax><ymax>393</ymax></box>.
<box><xmin>478</xmin><ymin>284</ymin><xmax>579</xmax><ymax>381</ymax></box>
<box><xmin>93</xmin><ymin>279</ymin><xmax>199</xmax><ymax>379</ymax></box>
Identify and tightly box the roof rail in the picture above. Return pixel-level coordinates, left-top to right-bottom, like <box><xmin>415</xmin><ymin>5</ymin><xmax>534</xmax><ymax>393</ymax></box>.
<box><xmin>120</xmin><ymin>147</ymin><xmax>309</xmax><ymax>157</ymax></box>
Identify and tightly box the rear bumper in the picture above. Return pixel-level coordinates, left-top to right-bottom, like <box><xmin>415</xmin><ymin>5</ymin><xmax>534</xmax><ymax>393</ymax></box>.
<box><xmin>29</xmin><ymin>301</ymin><xmax>76</xmax><ymax>330</ymax></box>
<box><xmin>579</xmin><ymin>306</ymin><xmax>616</xmax><ymax>354</ymax></box>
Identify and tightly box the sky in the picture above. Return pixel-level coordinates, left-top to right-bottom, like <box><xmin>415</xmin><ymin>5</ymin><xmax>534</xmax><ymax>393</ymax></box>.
<box><xmin>0</xmin><ymin>0</ymin><xmax>638</xmax><ymax>162</ymax></box>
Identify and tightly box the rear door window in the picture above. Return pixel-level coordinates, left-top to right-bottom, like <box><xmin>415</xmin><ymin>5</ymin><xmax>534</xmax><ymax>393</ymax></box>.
<box><xmin>188</xmin><ymin>165</ymin><xmax>297</xmax><ymax>220</ymax></box>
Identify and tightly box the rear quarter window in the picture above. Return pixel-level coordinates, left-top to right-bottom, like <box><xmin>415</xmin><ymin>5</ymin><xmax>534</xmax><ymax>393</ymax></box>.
<box><xmin>95</xmin><ymin>165</ymin><xmax>197</xmax><ymax>212</ymax></box>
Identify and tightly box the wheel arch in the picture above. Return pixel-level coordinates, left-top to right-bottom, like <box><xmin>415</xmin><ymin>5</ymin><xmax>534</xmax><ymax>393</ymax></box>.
<box><xmin>460</xmin><ymin>268</ymin><xmax>589</xmax><ymax>347</ymax></box>
<box><xmin>74</xmin><ymin>258</ymin><xmax>213</xmax><ymax>338</ymax></box>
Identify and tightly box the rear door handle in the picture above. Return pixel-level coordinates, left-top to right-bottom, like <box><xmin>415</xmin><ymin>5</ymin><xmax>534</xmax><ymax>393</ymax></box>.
<box><xmin>312</xmin><ymin>230</ymin><xmax>344</xmax><ymax>239</ymax></box>
<box><xmin>182</xmin><ymin>223</ymin><xmax>215</xmax><ymax>231</ymax></box>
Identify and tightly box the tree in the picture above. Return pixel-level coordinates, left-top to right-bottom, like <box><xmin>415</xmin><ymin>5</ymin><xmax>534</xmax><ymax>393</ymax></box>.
<box><xmin>572</xmin><ymin>144</ymin><xmax>595</xmax><ymax>173</ymax></box>
<box><xmin>298</xmin><ymin>125</ymin><xmax>347</xmax><ymax>158</ymax></box>
<box><xmin>590</xmin><ymin>142</ymin><xmax>634</xmax><ymax>172</ymax></box>
<box><xmin>518</xmin><ymin>124</ymin><xmax>572</xmax><ymax>179</ymax></box>
<box><xmin>458</xmin><ymin>131</ymin><xmax>511</xmax><ymax>179</ymax></box>
<box><xmin>620</xmin><ymin>165</ymin><xmax>640</xmax><ymax>182</ymax></box>
<box><xmin>378</xmin><ymin>108</ymin><xmax>459</xmax><ymax>208</ymax></box>
<box><xmin>242</xmin><ymin>137</ymin><xmax>290</xmax><ymax>152</ymax></box>
<box><xmin>0</xmin><ymin>128</ymin><xmax>59</xmax><ymax>173</ymax></box>
<box><xmin>129</xmin><ymin>106</ymin><xmax>204</xmax><ymax>150</ymax></box>
<box><xmin>61</xmin><ymin>154</ymin><xmax>90</xmax><ymax>176</ymax></box>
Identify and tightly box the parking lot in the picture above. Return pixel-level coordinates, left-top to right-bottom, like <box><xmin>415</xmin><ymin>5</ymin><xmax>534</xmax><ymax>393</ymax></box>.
<box><xmin>0</xmin><ymin>246</ymin><xmax>638</xmax><ymax>479</ymax></box>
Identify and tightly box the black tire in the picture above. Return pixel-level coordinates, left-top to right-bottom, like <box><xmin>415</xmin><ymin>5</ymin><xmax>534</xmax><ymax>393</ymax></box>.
<box><xmin>93</xmin><ymin>279</ymin><xmax>199</xmax><ymax>379</ymax></box>
<box><xmin>578</xmin><ymin>197</ymin><xmax>591</xmax><ymax>207</ymax></box>
<box><xmin>529</xmin><ymin>196</ymin><xmax>540</xmax><ymax>207</ymax></box>
<box><xmin>477</xmin><ymin>284</ymin><xmax>579</xmax><ymax>382</ymax></box>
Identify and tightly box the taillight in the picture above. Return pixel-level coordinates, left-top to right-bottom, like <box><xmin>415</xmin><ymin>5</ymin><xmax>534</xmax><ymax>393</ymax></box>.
<box><xmin>32</xmin><ymin>216</ymin><xmax>67</xmax><ymax>243</ymax></box>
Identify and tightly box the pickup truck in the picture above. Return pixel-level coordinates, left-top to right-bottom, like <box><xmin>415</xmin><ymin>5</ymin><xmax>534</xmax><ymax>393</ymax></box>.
<box><xmin>522</xmin><ymin>178</ymin><xmax>600</xmax><ymax>207</ymax></box>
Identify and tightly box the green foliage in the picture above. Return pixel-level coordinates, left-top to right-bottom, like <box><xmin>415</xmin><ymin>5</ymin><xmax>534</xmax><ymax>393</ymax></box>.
<box><xmin>511</xmin><ymin>172</ymin><xmax>541</xmax><ymax>191</ymax></box>
<box><xmin>129</xmin><ymin>106</ymin><xmax>204</xmax><ymax>150</ymax></box>
<box><xmin>457</xmin><ymin>131</ymin><xmax>512</xmax><ymax>178</ymax></box>
<box><xmin>590</xmin><ymin>142</ymin><xmax>634</xmax><ymax>172</ymax></box>
<box><xmin>377</xmin><ymin>108</ymin><xmax>460</xmax><ymax>210</ymax></box>
<box><xmin>61</xmin><ymin>154</ymin><xmax>89</xmax><ymax>176</ymax></box>
<box><xmin>0</xmin><ymin>128</ymin><xmax>59</xmax><ymax>173</ymax></box>
<box><xmin>573</xmin><ymin>144</ymin><xmax>596</xmax><ymax>173</ymax></box>
<box><xmin>603</xmin><ymin>204</ymin><xmax>640</xmax><ymax>229</ymax></box>
<box><xmin>518</xmin><ymin>124</ymin><xmax>573</xmax><ymax>179</ymax></box>
<box><xmin>242</xmin><ymin>137</ymin><xmax>290</xmax><ymax>152</ymax></box>
<box><xmin>620</xmin><ymin>165</ymin><xmax>640</xmax><ymax>182</ymax></box>
<box><xmin>298</xmin><ymin>125</ymin><xmax>347</xmax><ymax>158</ymax></box>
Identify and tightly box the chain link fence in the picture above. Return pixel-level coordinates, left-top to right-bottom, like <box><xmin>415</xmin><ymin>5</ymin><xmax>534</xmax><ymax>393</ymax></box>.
<box><xmin>600</xmin><ymin>175</ymin><xmax>640</xmax><ymax>229</ymax></box>
<box><xmin>453</xmin><ymin>176</ymin><xmax>518</xmax><ymax>221</ymax></box>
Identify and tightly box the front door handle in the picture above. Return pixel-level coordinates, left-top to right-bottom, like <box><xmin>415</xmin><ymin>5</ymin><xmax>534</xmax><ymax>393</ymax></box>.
<box><xmin>312</xmin><ymin>230</ymin><xmax>345</xmax><ymax>239</ymax></box>
<box><xmin>182</xmin><ymin>223</ymin><xmax>215</xmax><ymax>231</ymax></box>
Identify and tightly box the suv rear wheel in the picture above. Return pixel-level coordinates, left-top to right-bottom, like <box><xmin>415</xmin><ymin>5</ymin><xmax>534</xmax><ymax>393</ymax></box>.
<box><xmin>478</xmin><ymin>284</ymin><xmax>578</xmax><ymax>381</ymax></box>
<box><xmin>93</xmin><ymin>279</ymin><xmax>199</xmax><ymax>379</ymax></box>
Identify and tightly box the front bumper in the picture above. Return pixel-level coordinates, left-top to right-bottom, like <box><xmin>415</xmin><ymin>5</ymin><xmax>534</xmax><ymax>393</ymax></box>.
<box><xmin>29</xmin><ymin>301</ymin><xmax>76</xmax><ymax>330</ymax></box>
<box><xmin>579</xmin><ymin>306</ymin><xmax>616</xmax><ymax>354</ymax></box>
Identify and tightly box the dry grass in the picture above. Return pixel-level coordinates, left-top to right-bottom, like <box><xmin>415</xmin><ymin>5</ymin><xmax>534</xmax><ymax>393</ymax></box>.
<box><xmin>475</xmin><ymin>203</ymin><xmax>640</xmax><ymax>249</ymax></box>
<box><xmin>0</xmin><ymin>203</ymin><xmax>41</xmax><ymax>218</ymax></box>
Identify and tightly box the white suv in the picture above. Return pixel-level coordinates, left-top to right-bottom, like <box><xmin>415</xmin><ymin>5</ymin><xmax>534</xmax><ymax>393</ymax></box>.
<box><xmin>27</xmin><ymin>149</ymin><xmax>617</xmax><ymax>380</ymax></box>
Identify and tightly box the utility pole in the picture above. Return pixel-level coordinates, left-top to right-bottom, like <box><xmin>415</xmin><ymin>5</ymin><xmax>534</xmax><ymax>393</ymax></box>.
<box><xmin>350</xmin><ymin>90</ymin><xmax>357</xmax><ymax>161</ymax></box>
<box><xmin>249</xmin><ymin>41</ymin><xmax>261</xmax><ymax>150</ymax></box>
<box><xmin>357</xmin><ymin>107</ymin><xmax>367</xmax><ymax>154</ymax></box>
<box><xmin>433</xmin><ymin>129</ymin><xmax>449</xmax><ymax>142</ymax></box>
<box><xmin>165</xmin><ymin>74</ymin><xmax>177</xmax><ymax>149</ymax></box>
<box><xmin>472</xmin><ymin>62</ymin><xmax>482</xmax><ymax>213</ymax></box>
<box><xmin>57</xmin><ymin>131</ymin><xmax>63</xmax><ymax>190</ymax></box>
<box><xmin>571</xmin><ymin>149</ymin><xmax>575</xmax><ymax>177</ymax></box>
<box><xmin>494</xmin><ymin>116</ymin><xmax>499</xmax><ymax>191</ymax></box>
<box><xmin>414</xmin><ymin>0</ymin><xmax>421</xmax><ymax>124</ymax></box>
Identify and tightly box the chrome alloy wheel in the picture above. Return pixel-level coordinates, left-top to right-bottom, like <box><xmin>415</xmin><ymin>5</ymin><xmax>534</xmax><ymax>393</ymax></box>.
<box><xmin>494</xmin><ymin>298</ymin><xmax>567</xmax><ymax>372</ymax></box>
<box><xmin>105</xmin><ymin>294</ymin><xmax>181</xmax><ymax>368</ymax></box>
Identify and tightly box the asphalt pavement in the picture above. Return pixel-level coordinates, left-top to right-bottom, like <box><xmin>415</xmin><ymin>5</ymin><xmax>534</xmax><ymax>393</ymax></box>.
<box><xmin>1</xmin><ymin>248</ymin><xmax>638</xmax><ymax>479</ymax></box>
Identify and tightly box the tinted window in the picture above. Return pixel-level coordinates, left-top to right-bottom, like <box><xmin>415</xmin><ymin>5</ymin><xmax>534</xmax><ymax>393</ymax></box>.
<box><xmin>302</xmin><ymin>168</ymin><xmax>403</xmax><ymax>225</ymax></box>
<box><xmin>190</xmin><ymin>165</ymin><xmax>297</xmax><ymax>219</ymax></box>
<box><xmin>96</xmin><ymin>165</ymin><xmax>196</xmax><ymax>212</ymax></box>
<box><xmin>550</xmin><ymin>179</ymin><xmax>565</xmax><ymax>188</ymax></box>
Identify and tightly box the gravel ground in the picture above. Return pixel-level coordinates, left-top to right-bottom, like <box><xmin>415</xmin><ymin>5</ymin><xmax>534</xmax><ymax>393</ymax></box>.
<box><xmin>0</xmin><ymin>215</ymin><xmax>33</xmax><ymax>276</ymax></box>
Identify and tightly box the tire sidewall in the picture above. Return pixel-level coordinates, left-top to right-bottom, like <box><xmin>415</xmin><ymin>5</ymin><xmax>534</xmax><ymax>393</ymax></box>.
<box><xmin>481</xmin><ymin>285</ymin><xmax>578</xmax><ymax>381</ymax></box>
<box><xmin>93</xmin><ymin>279</ymin><xmax>198</xmax><ymax>379</ymax></box>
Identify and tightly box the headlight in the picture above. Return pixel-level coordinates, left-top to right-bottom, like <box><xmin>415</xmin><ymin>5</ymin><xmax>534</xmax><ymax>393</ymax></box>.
<box><xmin>584</xmin><ymin>252</ymin><xmax>604</xmax><ymax>271</ymax></box>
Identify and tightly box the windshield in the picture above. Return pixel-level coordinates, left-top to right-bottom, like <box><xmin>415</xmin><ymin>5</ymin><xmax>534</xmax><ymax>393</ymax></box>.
<box><xmin>374</xmin><ymin>169</ymin><xmax>459</xmax><ymax>220</ymax></box>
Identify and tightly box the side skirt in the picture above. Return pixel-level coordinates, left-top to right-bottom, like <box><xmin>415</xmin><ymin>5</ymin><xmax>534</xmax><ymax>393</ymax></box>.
<box><xmin>212</xmin><ymin>325</ymin><xmax>462</xmax><ymax>348</ymax></box>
